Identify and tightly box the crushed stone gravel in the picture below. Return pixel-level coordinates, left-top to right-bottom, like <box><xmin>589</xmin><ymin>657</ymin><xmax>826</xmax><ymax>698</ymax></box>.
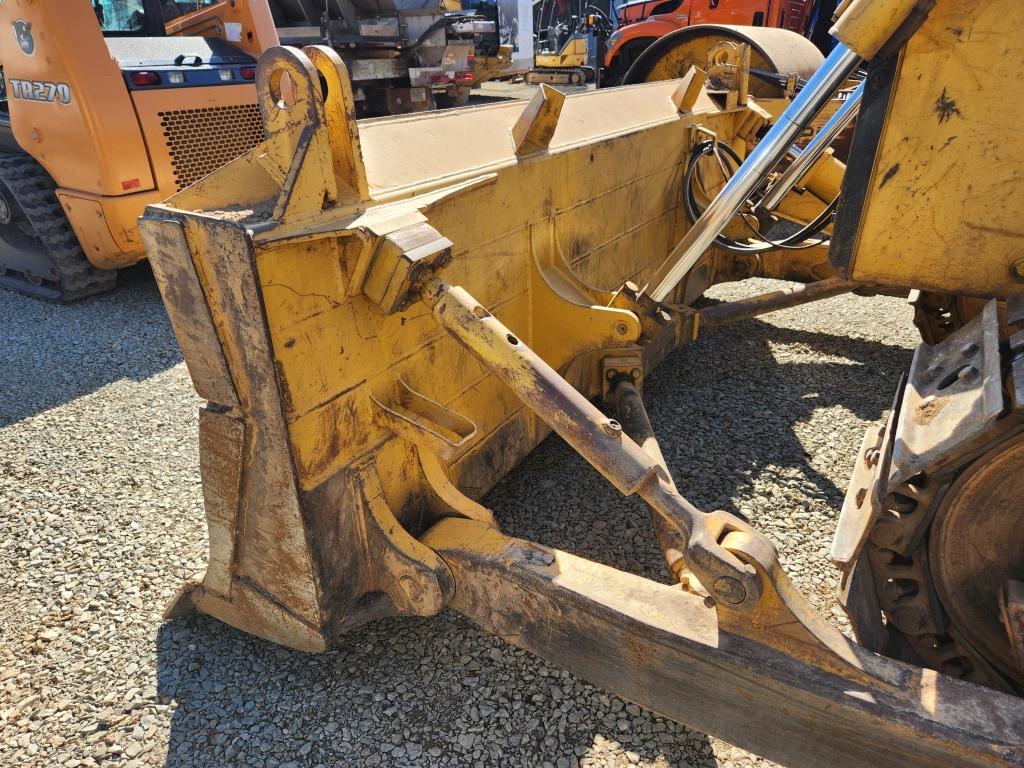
<box><xmin>1</xmin><ymin>267</ymin><xmax>918</xmax><ymax>767</ymax></box>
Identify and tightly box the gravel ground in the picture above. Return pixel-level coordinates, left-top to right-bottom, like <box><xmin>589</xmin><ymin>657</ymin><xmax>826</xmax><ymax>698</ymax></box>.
<box><xmin>0</xmin><ymin>267</ymin><xmax>918</xmax><ymax>767</ymax></box>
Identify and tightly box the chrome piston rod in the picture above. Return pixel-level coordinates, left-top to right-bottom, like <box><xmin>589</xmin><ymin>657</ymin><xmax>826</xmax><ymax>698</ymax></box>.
<box><xmin>645</xmin><ymin>44</ymin><xmax>862</xmax><ymax>303</ymax></box>
<box><xmin>757</xmin><ymin>81</ymin><xmax>864</xmax><ymax>213</ymax></box>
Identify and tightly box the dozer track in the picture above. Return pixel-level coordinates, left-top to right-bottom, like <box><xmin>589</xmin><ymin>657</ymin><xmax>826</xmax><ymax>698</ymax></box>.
<box><xmin>837</xmin><ymin>301</ymin><xmax>1024</xmax><ymax>694</ymax></box>
<box><xmin>0</xmin><ymin>153</ymin><xmax>116</xmax><ymax>302</ymax></box>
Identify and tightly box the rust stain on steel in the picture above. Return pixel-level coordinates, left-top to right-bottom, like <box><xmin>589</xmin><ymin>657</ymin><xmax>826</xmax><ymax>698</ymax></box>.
<box><xmin>915</xmin><ymin>396</ymin><xmax>948</xmax><ymax>426</ymax></box>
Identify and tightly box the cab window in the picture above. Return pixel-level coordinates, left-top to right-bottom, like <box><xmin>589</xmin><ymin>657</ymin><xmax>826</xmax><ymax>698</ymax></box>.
<box><xmin>159</xmin><ymin>1</ymin><xmax>223</xmax><ymax>24</ymax></box>
<box><xmin>93</xmin><ymin>0</ymin><xmax>148</xmax><ymax>33</ymax></box>
<box><xmin>93</xmin><ymin>1</ymin><xmax>222</xmax><ymax>35</ymax></box>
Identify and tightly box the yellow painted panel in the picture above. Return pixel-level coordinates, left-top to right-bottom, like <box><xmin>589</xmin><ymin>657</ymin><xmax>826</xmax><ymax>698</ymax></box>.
<box><xmin>845</xmin><ymin>0</ymin><xmax>1024</xmax><ymax>296</ymax></box>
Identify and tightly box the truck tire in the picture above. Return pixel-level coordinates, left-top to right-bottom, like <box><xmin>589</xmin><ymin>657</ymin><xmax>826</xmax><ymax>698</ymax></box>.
<box><xmin>0</xmin><ymin>153</ymin><xmax>117</xmax><ymax>302</ymax></box>
<box><xmin>437</xmin><ymin>88</ymin><xmax>472</xmax><ymax>109</ymax></box>
<box><xmin>602</xmin><ymin>38</ymin><xmax>657</xmax><ymax>88</ymax></box>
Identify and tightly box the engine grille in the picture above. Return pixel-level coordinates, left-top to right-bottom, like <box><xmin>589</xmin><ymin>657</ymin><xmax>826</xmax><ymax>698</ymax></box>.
<box><xmin>159</xmin><ymin>104</ymin><xmax>263</xmax><ymax>190</ymax></box>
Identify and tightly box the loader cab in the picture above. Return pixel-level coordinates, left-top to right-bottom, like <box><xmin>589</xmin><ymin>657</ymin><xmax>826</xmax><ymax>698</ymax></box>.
<box><xmin>93</xmin><ymin>0</ymin><xmax>240</xmax><ymax>36</ymax></box>
<box><xmin>93</xmin><ymin>0</ymin><xmax>166</xmax><ymax>35</ymax></box>
<box><xmin>92</xmin><ymin>1</ymin><xmax>260</xmax><ymax>93</ymax></box>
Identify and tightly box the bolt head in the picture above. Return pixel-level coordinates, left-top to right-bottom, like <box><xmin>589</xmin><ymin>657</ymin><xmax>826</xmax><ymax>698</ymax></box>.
<box><xmin>864</xmin><ymin>447</ymin><xmax>880</xmax><ymax>468</ymax></box>
<box><xmin>602</xmin><ymin>419</ymin><xmax>622</xmax><ymax>437</ymax></box>
<box><xmin>712</xmin><ymin>576</ymin><xmax>746</xmax><ymax>605</ymax></box>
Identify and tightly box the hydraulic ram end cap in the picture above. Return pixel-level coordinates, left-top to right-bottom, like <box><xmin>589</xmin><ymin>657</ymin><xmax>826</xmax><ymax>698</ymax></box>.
<box><xmin>830</xmin><ymin>0</ymin><xmax>929</xmax><ymax>60</ymax></box>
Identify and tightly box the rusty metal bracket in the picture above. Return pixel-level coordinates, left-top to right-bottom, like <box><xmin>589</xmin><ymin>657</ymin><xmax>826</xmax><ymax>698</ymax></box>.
<box><xmin>349</xmin><ymin>458</ymin><xmax>455</xmax><ymax>617</ymax></box>
<box><xmin>601</xmin><ymin>353</ymin><xmax>644</xmax><ymax>402</ymax></box>
<box><xmin>362</xmin><ymin>222</ymin><xmax>453</xmax><ymax>314</ymax></box>
<box><xmin>512</xmin><ymin>84</ymin><xmax>565</xmax><ymax>156</ymax></box>
<box><xmin>831</xmin><ymin>374</ymin><xmax>903</xmax><ymax>569</ymax></box>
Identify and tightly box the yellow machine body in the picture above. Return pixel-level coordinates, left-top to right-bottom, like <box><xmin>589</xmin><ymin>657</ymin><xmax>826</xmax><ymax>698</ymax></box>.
<box><xmin>831</xmin><ymin>0</ymin><xmax>1024</xmax><ymax>297</ymax></box>
<box><xmin>138</xmin><ymin>0</ymin><xmax>1024</xmax><ymax>763</ymax></box>
<box><xmin>141</xmin><ymin>58</ymin><xmax>790</xmax><ymax>648</ymax></box>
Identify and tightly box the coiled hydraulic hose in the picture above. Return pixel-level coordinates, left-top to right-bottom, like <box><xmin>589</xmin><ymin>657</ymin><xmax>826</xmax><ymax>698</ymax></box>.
<box><xmin>682</xmin><ymin>140</ymin><xmax>839</xmax><ymax>254</ymax></box>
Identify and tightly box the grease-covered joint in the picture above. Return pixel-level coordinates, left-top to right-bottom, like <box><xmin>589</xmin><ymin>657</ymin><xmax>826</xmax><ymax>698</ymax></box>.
<box><xmin>609</xmin><ymin>281</ymin><xmax>700</xmax><ymax>358</ymax></box>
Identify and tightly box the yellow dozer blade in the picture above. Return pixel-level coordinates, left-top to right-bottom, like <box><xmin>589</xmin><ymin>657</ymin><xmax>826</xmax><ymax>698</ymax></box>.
<box><xmin>139</xmin><ymin>4</ymin><xmax>1024</xmax><ymax>762</ymax></box>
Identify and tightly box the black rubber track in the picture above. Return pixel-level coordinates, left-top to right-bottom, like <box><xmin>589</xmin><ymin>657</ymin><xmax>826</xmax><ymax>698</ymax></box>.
<box><xmin>0</xmin><ymin>152</ymin><xmax>116</xmax><ymax>302</ymax></box>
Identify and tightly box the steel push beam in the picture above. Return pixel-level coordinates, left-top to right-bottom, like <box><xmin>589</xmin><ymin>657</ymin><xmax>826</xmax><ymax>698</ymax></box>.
<box><xmin>699</xmin><ymin>276</ymin><xmax>861</xmax><ymax>327</ymax></box>
<box><xmin>422</xmin><ymin>518</ymin><xmax>1024</xmax><ymax>768</ymax></box>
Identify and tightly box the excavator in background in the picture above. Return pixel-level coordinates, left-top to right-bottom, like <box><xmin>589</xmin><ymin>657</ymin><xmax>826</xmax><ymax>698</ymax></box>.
<box><xmin>602</xmin><ymin>0</ymin><xmax>821</xmax><ymax>85</ymax></box>
<box><xmin>0</xmin><ymin>0</ymin><xmax>278</xmax><ymax>301</ymax></box>
<box><xmin>527</xmin><ymin>0</ymin><xmax>613</xmax><ymax>85</ymax></box>
<box><xmin>137</xmin><ymin>0</ymin><xmax>1024</xmax><ymax>764</ymax></box>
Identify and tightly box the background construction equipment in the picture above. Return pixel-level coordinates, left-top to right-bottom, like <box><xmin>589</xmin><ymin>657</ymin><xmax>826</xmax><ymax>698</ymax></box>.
<box><xmin>527</xmin><ymin>0</ymin><xmax>613</xmax><ymax>85</ymax></box>
<box><xmin>602</xmin><ymin>0</ymin><xmax>820</xmax><ymax>86</ymax></box>
<box><xmin>270</xmin><ymin>0</ymin><xmax>519</xmax><ymax>113</ymax></box>
<box><xmin>0</xmin><ymin>0</ymin><xmax>278</xmax><ymax>302</ymax></box>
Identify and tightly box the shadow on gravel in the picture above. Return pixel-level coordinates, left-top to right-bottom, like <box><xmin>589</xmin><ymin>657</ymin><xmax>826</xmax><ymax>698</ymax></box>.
<box><xmin>648</xmin><ymin>319</ymin><xmax>914</xmax><ymax>516</ymax></box>
<box><xmin>157</xmin><ymin>612</ymin><xmax>715</xmax><ymax>767</ymax></box>
<box><xmin>0</xmin><ymin>263</ymin><xmax>180</xmax><ymax>427</ymax></box>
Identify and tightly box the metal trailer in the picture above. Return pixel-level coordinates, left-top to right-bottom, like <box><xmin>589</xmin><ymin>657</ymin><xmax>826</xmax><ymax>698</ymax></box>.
<box><xmin>268</xmin><ymin>0</ymin><xmax>510</xmax><ymax>113</ymax></box>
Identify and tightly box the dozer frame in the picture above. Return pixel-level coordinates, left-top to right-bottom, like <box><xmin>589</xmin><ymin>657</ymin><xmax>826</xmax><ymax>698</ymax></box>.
<box><xmin>139</xmin><ymin>0</ymin><xmax>1024</xmax><ymax>765</ymax></box>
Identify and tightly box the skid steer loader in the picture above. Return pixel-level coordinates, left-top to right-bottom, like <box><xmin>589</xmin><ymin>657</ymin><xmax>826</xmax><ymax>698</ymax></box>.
<box><xmin>0</xmin><ymin>0</ymin><xmax>278</xmax><ymax>301</ymax></box>
<box><xmin>138</xmin><ymin>0</ymin><xmax>1024</xmax><ymax>764</ymax></box>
